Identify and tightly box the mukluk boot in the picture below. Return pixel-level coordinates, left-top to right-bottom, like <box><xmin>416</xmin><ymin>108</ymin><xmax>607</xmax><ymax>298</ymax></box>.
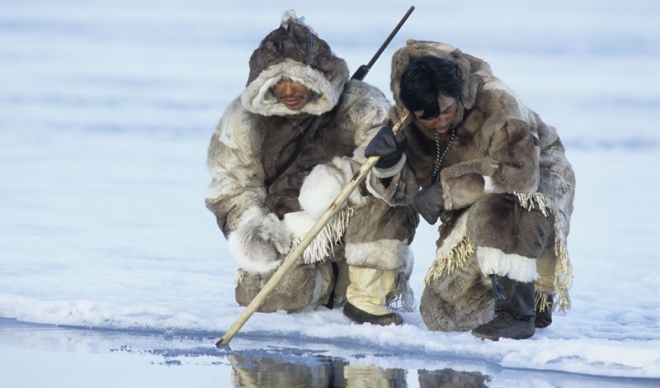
<box><xmin>472</xmin><ymin>275</ymin><xmax>536</xmax><ymax>340</ymax></box>
<box><xmin>343</xmin><ymin>266</ymin><xmax>404</xmax><ymax>326</ymax></box>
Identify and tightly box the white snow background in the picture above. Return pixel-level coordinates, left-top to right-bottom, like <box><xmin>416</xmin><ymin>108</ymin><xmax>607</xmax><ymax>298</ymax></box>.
<box><xmin>1</xmin><ymin>0</ymin><xmax>659</xmax><ymax>386</ymax></box>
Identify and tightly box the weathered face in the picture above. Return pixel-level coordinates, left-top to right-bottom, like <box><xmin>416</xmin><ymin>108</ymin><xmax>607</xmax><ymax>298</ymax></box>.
<box><xmin>271</xmin><ymin>76</ymin><xmax>313</xmax><ymax>110</ymax></box>
<box><xmin>413</xmin><ymin>94</ymin><xmax>458</xmax><ymax>138</ymax></box>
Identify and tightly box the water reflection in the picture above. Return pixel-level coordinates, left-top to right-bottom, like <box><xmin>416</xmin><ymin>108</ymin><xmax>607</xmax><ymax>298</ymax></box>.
<box><xmin>3</xmin><ymin>320</ymin><xmax>655</xmax><ymax>387</ymax></box>
<box><xmin>418</xmin><ymin>369</ymin><xmax>489</xmax><ymax>388</ymax></box>
<box><xmin>229</xmin><ymin>352</ymin><xmax>489</xmax><ymax>388</ymax></box>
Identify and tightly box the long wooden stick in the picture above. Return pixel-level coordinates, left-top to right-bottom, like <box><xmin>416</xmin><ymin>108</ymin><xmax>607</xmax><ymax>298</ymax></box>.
<box><xmin>216</xmin><ymin>111</ymin><xmax>411</xmax><ymax>347</ymax></box>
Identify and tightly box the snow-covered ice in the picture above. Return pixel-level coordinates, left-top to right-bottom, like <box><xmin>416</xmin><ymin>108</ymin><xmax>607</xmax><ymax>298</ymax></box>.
<box><xmin>1</xmin><ymin>0</ymin><xmax>659</xmax><ymax>386</ymax></box>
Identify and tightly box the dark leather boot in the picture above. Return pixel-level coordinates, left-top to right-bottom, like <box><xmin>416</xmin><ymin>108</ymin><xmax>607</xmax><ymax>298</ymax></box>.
<box><xmin>535</xmin><ymin>291</ymin><xmax>553</xmax><ymax>328</ymax></box>
<box><xmin>343</xmin><ymin>302</ymin><xmax>403</xmax><ymax>326</ymax></box>
<box><xmin>472</xmin><ymin>275</ymin><xmax>536</xmax><ymax>341</ymax></box>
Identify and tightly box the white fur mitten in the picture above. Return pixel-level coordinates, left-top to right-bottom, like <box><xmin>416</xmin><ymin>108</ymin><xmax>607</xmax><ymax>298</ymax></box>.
<box><xmin>227</xmin><ymin>207</ymin><xmax>293</xmax><ymax>273</ymax></box>
<box><xmin>299</xmin><ymin>156</ymin><xmax>367</xmax><ymax>220</ymax></box>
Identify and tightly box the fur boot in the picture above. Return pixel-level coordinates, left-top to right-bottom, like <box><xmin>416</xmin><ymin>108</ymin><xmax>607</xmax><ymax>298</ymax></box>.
<box><xmin>472</xmin><ymin>275</ymin><xmax>536</xmax><ymax>340</ymax></box>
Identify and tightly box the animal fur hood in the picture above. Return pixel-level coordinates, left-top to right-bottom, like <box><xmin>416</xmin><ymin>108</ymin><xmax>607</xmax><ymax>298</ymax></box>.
<box><xmin>242</xmin><ymin>10</ymin><xmax>349</xmax><ymax>117</ymax></box>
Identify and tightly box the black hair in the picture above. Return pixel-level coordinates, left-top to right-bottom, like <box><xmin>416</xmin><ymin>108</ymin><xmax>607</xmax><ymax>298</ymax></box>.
<box><xmin>399</xmin><ymin>56</ymin><xmax>463</xmax><ymax>119</ymax></box>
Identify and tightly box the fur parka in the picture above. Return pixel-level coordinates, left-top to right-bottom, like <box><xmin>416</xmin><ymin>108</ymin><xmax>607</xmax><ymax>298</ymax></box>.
<box><xmin>205</xmin><ymin>11</ymin><xmax>417</xmax><ymax>312</ymax></box>
<box><xmin>378</xmin><ymin>40</ymin><xmax>576</xmax><ymax>330</ymax></box>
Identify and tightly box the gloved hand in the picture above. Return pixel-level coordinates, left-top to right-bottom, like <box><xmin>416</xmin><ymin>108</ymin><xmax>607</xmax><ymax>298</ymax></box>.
<box><xmin>365</xmin><ymin>126</ymin><xmax>407</xmax><ymax>169</ymax></box>
<box><xmin>411</xmin><ymin>182</ymin><xmax>444</xmax><ymax>224</ymax></box>
<box><xmin>228</xmin><ymin>208</ymin><xmax>293</xmax><ymax>273</ymax></box>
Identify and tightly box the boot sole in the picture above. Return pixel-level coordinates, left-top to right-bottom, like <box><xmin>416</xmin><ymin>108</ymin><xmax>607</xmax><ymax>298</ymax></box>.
<box><xmin>343</xmin><ymin>302</ymin><xmax>403</xmax><ymax>326</ymax></box>
<box><xmin>471</xmin><ymin>330</ymin><xmax>500</xmax><ymax>341</ymax></box>
<box><xmin>471</xmin><ymin>328</ymin><xmax>535</xmax><ymax>341</ymax></box>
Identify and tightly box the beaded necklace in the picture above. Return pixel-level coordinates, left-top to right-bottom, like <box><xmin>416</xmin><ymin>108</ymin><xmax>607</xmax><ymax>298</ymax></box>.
<box><xmin>431</xmin><ymin>128</ymin><xmax>456</xmax><ymax>183</ymax></box>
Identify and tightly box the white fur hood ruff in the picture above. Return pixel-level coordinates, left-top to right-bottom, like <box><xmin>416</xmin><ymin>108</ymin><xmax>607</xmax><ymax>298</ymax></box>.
<box><xmin>241</xmin><ymin>10</ymin><xmax>350</xmax><ymax>117</ymax></box>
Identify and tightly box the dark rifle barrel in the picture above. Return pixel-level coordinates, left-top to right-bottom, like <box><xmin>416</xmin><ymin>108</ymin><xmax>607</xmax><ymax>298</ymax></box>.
<box><xmin>352</xmin><ymin>5</ymin><xmax>415</xmax><ymax>81</ymax></box>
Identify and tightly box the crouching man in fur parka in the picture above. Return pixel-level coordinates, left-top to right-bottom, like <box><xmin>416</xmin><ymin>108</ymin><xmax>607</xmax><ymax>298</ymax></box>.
<box><xmin>365</xmin><ymin>40</ymin><xmax>576</xmax><ymax>340</ymax></box>
<box><xmin>205</xmin><ymin>11</ymin><xmax>418</xmax><ymax>326</ymax></box>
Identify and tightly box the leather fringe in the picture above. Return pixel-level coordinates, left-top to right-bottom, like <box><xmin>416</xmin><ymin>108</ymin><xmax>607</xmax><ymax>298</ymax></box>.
<box><xmin>515</xmin><ymin>192</ymin><xmax>573</xmax><ymax>311</ymax></box>
<box><xmin>388</xmin><ymin>272</ymin><xmax>416</xmax><ymax>312</ymax></box>
<box><xmin>293</xmin><ymin>206</ymin><xmax>354</xmax><ymax>264</ymax></box>
<box><xmin>424</xmin><ymin>236</ymin><xmax>474</xmax><ymax>285</ymax></box>
<box><xmin>535</xmin><ymin>290</ymin><xmax>555</xmax><ymax>313</ymax></box>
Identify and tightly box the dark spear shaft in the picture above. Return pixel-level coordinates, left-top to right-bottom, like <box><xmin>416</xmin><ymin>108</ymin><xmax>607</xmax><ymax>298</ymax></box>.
<box><xmin>351</xmin><ymin>5</ymin><xmax>415</xmax><ymax>81</ymax></box>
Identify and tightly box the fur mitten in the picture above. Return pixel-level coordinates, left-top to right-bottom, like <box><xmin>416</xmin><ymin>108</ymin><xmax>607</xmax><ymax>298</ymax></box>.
<box><xmin>299</xmin><ymin>156</ymin><xmax>367</xmax><ymax>220</ymax></box>
<box><xmin>228</xmin><ymin>207</ymin><xmax>293</xmax><ymax>273</ymax></box>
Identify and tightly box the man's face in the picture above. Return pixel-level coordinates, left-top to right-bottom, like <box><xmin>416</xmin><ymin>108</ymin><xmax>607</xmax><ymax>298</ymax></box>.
<box><xmin>413</xmin><ymin>94</ymin><xmax>458</xmax><ymax>137</ymax></box>
<box><xmin>272</xmin><ymin>76</ymin><xmax>313</xmax><ymax>111</ymax></box>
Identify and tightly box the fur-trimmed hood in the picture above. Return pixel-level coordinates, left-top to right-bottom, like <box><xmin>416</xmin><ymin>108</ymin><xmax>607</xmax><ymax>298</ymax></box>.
<box><xmin>242</xmin><ymin>10</ymin><xmax>349</xmax><ymax>117</ymax></box>
<box><xmin>388</xmin><ymin>39</ymin><xmax>490</xmax><ymax>127</ymax></box>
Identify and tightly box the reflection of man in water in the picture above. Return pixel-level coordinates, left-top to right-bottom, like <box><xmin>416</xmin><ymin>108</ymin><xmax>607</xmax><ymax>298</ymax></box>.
<box><xmin>344</xmin><ymin>364</ymin><xmax>406</xmax><ymax>388</ymax></box>
<box><xmin>418</xmin><ymin>368</ymin><xmax>489</xmax><ymax>388</ymax></box>
<box><xmin>230</xmin><ymin>353</ymin><xmax>408</xmax><ymax>388</ymax></box>
<box><xmin>229</xmin><ymin>353</ymin><xmax>348</xmax><ymax>388</ymax></box>
<box><xmin>229</xmin><ymin>352</ymin><xmax>490</xmax><ymax>388</ymax></box>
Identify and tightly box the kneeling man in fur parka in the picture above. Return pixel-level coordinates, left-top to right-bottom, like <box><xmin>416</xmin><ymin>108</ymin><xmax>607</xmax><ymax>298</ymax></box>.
<box><xmin>205</xmin><ymin>11</ymin><xmax>418</xmax><ymax>326</ymax></box>
<box><xmin>364</xmin><ymin>40</ymin><xmax>576</xmax><ymax>340</ymax></box>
